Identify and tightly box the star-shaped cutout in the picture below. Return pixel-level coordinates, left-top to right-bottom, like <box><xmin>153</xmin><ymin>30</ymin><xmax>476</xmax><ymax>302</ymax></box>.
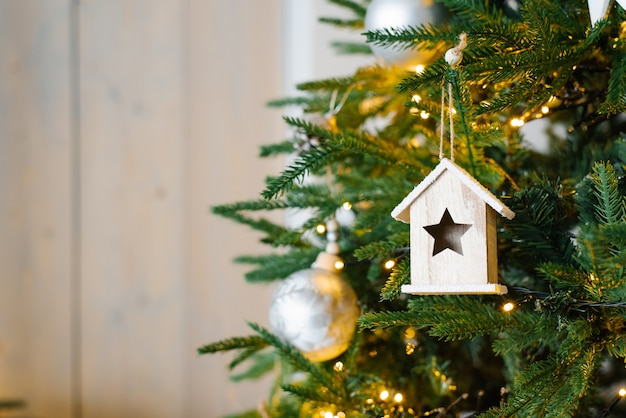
<box><xmin>423</xmin><ymin>208</ymin><xmax>472</xmax><ymax>256</ymax></box>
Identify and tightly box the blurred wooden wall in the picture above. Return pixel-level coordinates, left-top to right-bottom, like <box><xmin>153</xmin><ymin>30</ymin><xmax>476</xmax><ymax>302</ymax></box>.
<box><xmin>0</xmin><ymin>1</ymin><xmax>282</xmax><ymax>417</ymax></box>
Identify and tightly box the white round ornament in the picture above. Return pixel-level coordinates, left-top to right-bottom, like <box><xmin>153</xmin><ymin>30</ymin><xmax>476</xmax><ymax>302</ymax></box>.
<box><xmin>269</xmin><ymin>252</ymin><xmax>359</xmax><ymax>362</ymax></box>
<box><xmin>364</xmin><ymin>0</ymin><xmax>446</xmax><ymax>66</ymax></box>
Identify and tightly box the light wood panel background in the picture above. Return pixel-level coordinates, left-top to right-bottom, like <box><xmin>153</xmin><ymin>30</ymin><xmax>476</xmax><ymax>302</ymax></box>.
<box><xmin>0</xmin><ymin>1</ymin><xmax>368</xmax><ymax>417</ymax></box>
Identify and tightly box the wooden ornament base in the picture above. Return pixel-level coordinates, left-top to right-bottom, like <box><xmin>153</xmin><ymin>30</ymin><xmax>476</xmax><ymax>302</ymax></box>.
<box><xmin>401</xmin><ymin>283</ymin><xmax>508</xmax><ymax>295</ymax></box>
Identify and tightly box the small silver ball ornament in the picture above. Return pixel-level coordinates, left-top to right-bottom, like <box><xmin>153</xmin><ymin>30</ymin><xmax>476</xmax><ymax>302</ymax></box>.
<box><xmin>269</xmin><ymin>252</ymin><xmax>359</xmax><ymax>362</ymax></box>
<box><xmin>364</xmin><ymin>0</ymin><xmax>446</xmax><ymax>66</ymax></box>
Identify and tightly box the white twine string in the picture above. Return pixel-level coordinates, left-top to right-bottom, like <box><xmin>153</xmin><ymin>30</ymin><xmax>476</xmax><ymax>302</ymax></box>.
<box><xmin>327</xmin><ymin>86</ymin><xmax>355</xmax><ymax>118</ymax></box>
<box><xmin>439</xmin><ymin>33</ymin><xmax>467</xmax><ymax>162</ymax></box>
<box><xmin>326</xmin><ymin>88</ymin><xmax>353</xmax><ymax>200</ymax></box>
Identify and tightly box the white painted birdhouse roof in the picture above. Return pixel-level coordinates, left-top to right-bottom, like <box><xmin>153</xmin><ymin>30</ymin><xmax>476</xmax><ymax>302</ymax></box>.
<box><xmin>391</xmin><ymin>158</ymin><xmax>515</xmax><ymax>223</ymax></box>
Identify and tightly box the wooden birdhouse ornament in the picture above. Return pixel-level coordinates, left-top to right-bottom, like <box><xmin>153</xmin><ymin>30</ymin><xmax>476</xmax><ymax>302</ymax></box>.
<box><xmin>391</xmin><ymin>158</ymin><xmax>515</xmax><ymax>295</ymax></box>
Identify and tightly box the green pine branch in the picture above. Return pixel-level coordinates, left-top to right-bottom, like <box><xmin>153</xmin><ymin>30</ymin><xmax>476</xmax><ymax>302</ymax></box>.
<box><xmin>502</xmin><ymin>179</ymin><xmax>577</xmax><ymax>269</ymax></box>
<box><xmin>230</xmin><ymin>351</ymin><xmax>276</xmax><ymax>382</ymax></box>
<box><xmin>248</xmin><ymin>323</ymin><xmax>347</xmax><ymax>399</ymax></box>
<box><xmin>536</xmin><ymin>262</ymin><xmax>588</xmax><ymax>292</ymax></box>
<box><xmin>361</xmin><ymin>296</ymin><xmax>538</xmax><ymax>342</ymax></box>
<box><xmin>352</xmin><ymin>231</ymin><xmax>409</xmax><ymax>260</ymax></box>
<box><xmin>364</xmin><ymin>24</ymin><xmax>452</xmax><ymax>51</ymax></box>
<box><xmin>197</xmin><ymin>335</ymin><xmax>268</xmax><ymax>355</ymax></box>
<box><xmin>319</xmin><ymin>17</ymin><xmax>363</xmax><ymax>29</ymax></box>
<box><xmin>379</xmin><ymin>257</ymin><xmax>410</xmax><ymax>301</ymax></box>
<box><xmin>234</xmin><ymin>248</ymin><xmax>319</xmax><ymax>283</ymax></box>
<box><xmin>588</xmin><ymin>161</ymin><xmax>626</xmax><ymax>225</ymax></box>
<box><xmin>483</xmin><ymin>345</ymin><xmax>599</xmax><ymax>418</ymax></box>
<box><xmin>440</xmin><ymin>0</ymin><xmax>505</xmax><ymax>24</ymax></box>
<box><xmin>491</xmin><ymin>315</ymin><xmax>561</xmax><ymax>358</ymax></box>
<box><xmin>325</xmin><ymin>0</ymin><xmax>367</xmax><ymax>18</ymax></box>
<box><xmin>212</xmin><ymin>202</ymin><xmax>297</xmax><ymax>247</ymax></box>
<box><xmin>223</xmin><ymin>411</ymin><xmax>262</xmax><ymax>418</ymax></box>
<box><xmin>358</xmin><ymin>309</ymin><xmax>421</xmax><ymax>331</ymax></box>
<box><xmin>266</xmin><ymin>96</ymin><xmax>313</xmax><ymax>108</ymax></box>
<box><xmin>296</xmin><ymin>76</ymin><xmax>356</xmax><ymax>92</ymax></box>
<box><xmin>262</xmin><ymin>117</ymin><xmax>411</xmax><ymax>200</ymax></box>
<box><xmin>280</xmin><ymin>382</ymin><xmax>342</xmax><ymax>405</ymax></box>
<box><xmin>260</xmin><ymin>141</ymin><xmax>298</xmax><ymax>157</ymax></box>
<box><xmin>330</xmin><ymin>41</ymin><xmax>372</xmax><ymax>55</ymax></box>
<box><xmin>601</xmin><ymin>38</ymin><xmax>626</xmax><ymax>115</ymax></box>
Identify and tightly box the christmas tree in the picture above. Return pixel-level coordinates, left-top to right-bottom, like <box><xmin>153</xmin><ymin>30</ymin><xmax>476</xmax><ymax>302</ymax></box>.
<box><xmin>200</xmin><ymin>0</ymin><xmax>626</xmax><ymax>416</ymax></box>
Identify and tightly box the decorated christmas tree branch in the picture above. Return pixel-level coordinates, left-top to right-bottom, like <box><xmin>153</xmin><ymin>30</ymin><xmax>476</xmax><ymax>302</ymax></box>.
<box><xmin>265</xmin><ymin>96</ymin><xmax>313</xmax><ymax>109</ymax></box>
<box><xmin>212</xmin><ymin>203</ymin><xmax>297</xmax><ymax>246</ymax></box>
<box><xmin>586</xmin><ymin>161</ymin><xmax>626</xmax><ymax>224</ymax></box>
<box><xmin>363</xmin><ymin>24</ymin><xmax>452</xmax><ymax>52</ymax></box>
<box><xmin>352</xmin><ymin>231</ymin><xmax>409</xmax><ymax>261</ymax></box>
<box><xmin>279</xmin><ymin>383</ymin><xmax>343</xmax><ymax>406</ymax></box>
<box><xmin>329</xmin><ymin>41</ymin><xmax>372</xmax><ymax>55</ymax></box>
<box><xmin>234</xmin><ymin>249</ymin><xmax>319</xmax><ymax>283</ymax></box>
<box><xmin>408</xmin><ymin>296</ymin><xmax>535</xmax><ymax>341</ymax></box>
<box><xmin>262</xmin><ymin>117</ymin><xmax>413</xmax><ymax>200</ymax></box>
<box><xmin>261</xmin><ymin>147</ymin><xmax>336</xmax><ymax>201</ymax></box>
<box><xmin>491</xmin><ymin>315</ymin><xmax>562</xmax><ymax>358</ymax></box>
<box><xmin>379</xmin><ymin>258</ymin><xmax>410</xmax><ymax>301</ymax></box>
<box><xmin>296</xmin><ymin>77</ymin><xmax>356</xmax><ymax>92</ymax></box>
<box><xmin>601</xmin><ymin>38</ymin><xmax>626</xmax><ymax>115</ymax></box>
<box><xmin>197</xmin><ymin>335</ymin><xmax>268</xmax><ymax>356</ymax></box>
<box><xmin>398</xmin><ymin>60</ymin><xmax>448</xmax><ymax>92</ymax></box>
<box><xmin>248</xmin><ymin>323</ymin><xmax>348</xmax><ymax>400</ymax></box>
<box><xmin>360</xmin><ymin>296</ymin><xmax>530</xmax><ymax>341</ymax></box>
<box><xmin>441</xmin><ymin>0</ymin><xmax>510</xmax><ymax>24</ymax></box>
<box><xmin>229</xmin><ymin>351</ymin><xmax>276</xmax><ymax>382</ymax></box>
<box><xmin>259</xmin><ymin>140</ymin><xmax>299</xmax><ymax>157</ymax></box>
<box><xmin>485</xmin><ymin>344</ymin><xmax>599</xmax><ymax>417</ymax></box>
<box><xmin>318</xmin><ymin>17</ymin><xmax>363</xmax><ymax>29</ymax></box>
<box><xmin>324</xmin><ymin>0</ymin><xmax>367</xmax><ymax>19</ymax></box>
<box><xmin>501</xmin><ymin>180</ymin><xmax>577</xmax><ymax>268</ymax></box>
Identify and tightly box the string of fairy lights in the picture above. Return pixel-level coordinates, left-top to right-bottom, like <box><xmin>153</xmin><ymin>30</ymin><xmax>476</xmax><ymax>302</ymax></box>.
<box><xmin>503</xmin><ymin>286</ymin><xmax>626</xmax><ymax>311</ymax></box>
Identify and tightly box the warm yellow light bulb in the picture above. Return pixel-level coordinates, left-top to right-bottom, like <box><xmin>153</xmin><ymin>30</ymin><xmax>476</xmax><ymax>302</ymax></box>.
<box><xmin>333</xmin><ymin>361</ymin><xmax>344</xmax><ymax>372</ymax></box>
<box><xmin>404</xmin><ymin>327</ymin><xmax>416</xmax><ymax>339</ymax></box>
<box><xmin>420</xmin><ymin>110</ymin><xmax>430</xmax><ymax>119</ymax></box>
<box><xmin>394</xmin><ymin>393</ymin><xmax>404</xmax><ymax>403</ymax></box>
<box><xmin>415</xmin><ymin>64</ymin><xmax>425</xmax><ymax>74</ymax></box>
<box><xmin>619</xmin><ymin>388</ymin><xmax>626</xmax><ymax>397</ymax></box>
<box><xmin>541</xmin><ymin>106</ymin><xmax>549</xmax><ymax>114</ymax></box>
<box><xmin>342</xmin><ymin>201</ymin><xmax>352</xmax><ymax>211</ymax></box>
<box><xmin>384</xmin><ymin>259</ymin><xmax>396</xmax><ymax>270</ymax></box>
<box><xmin>334</xmin><ymin>260</ymin><xmax>344</xmax><ymax>270</ymax></box>
<box><xmin>412</xmin><ymin>94</ymin><xmax>422</xmax><ymax>104</ymax></box>
<box><xmin>324</xmin><ymin>412</ymin><xmax>333</xmax><ymax>418</ymax></box>
<box><xmin>380</xmin><ymin>390</ymin><xmax>390</xmax><ymax>401</ymax></box>
<box><xmin>502</xmin><ymin>302</ymin><xmax>515</xmax><ymax>312</ymax></box>
<box><xmin>316</xmin><ymin>224</ymin><xmax>326</xmax><ymax>234</ymax></box>
<box><xmin>510</xmin><ymin>118</ymin><xmax>525</xmax><ymax>128</ymax></box>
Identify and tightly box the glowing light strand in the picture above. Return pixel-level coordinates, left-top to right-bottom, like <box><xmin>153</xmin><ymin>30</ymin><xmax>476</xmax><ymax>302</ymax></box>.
<box><xmin>596</xmin><ymin>388</ymin><xmax>626</xmax><ymax>418</ymax></box>
<box><xmin>511</xmin><ymin>287</ymin><xmax>626</xmax><ymax>310</ymax></box>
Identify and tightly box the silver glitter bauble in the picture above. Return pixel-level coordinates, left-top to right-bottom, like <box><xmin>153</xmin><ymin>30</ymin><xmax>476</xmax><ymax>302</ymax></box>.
<box><xmin>364</xmin><ymin>0</ymin><xmax>446</xmax><ymax>66</ymax></box>
<box><xmin>269</xmin><ymin>253</ymin><xmax>359</xmax><ymax>362</ymax></box>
